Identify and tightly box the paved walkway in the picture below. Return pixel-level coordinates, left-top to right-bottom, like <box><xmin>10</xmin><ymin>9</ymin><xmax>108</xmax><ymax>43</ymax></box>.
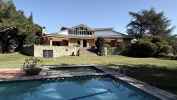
<box><xmin>0</xmin><ymin>68</ymin><xmax>24</xmax><ymax>80</ymax></box>
<box><xmin>80</xmin><ymin>48</ymin><xmax>97</xmax><ymax>56</ymax></box>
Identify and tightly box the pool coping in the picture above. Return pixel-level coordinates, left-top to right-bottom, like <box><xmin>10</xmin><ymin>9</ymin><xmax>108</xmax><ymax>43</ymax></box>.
<box><xmin>0</xmin><ymin>64</ymin><xmax>177</xmax><ymax>100</ymax></box>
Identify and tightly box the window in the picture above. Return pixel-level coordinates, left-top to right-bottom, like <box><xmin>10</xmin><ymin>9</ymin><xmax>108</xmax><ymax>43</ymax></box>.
<box><xmin>43</xmin><ymin>50</ymin><xmax>53</xmax><ymax>58</ymax></box>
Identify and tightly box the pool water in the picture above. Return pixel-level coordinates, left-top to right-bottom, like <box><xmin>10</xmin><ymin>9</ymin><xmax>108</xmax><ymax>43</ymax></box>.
<box><xmin>0</xmin><ymin>76</ymin><xmax>159</xmax><ymax>100</ymax></box>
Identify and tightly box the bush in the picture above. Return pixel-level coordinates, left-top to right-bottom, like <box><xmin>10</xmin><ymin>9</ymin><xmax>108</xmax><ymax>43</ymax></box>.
<box><xmin>124</xmin><ymin>40</ymin><xmax>158</xmax><ymax>57</ymax></box>
<box><xmin>103</xmin><ymin>42</ymin><xmax>126</xmax><ymax>55</ymax></box>
<box><xmin>95</xmin><ymin>37</ymin><xmax>105</xmax><ymax>56</ymax></box>
<box><xmin>155</xmin><ymin>42</ymin><xmax>173</xmax><ymax>56</ymax></box>
<box><xmin>166</xmin><ymin>36</ymin><xmax>177</xmax><ymax>55</ymax></box>
<box><xmin>123</xmin><ymin>36</ymin><xmax>175</xmax><ymax>58</ymax></box>
<box><xmin>23</xmin><ymin>58</ymin><xmax>42</xmax><ymax>76</ymax></box>
<box><xmin>159</xmin><ymin>45</ymin><xmax>172</xmax><ymax>54</ymax></box>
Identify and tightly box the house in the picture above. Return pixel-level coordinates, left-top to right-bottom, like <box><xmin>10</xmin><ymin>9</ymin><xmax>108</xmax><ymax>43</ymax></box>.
<box><xmin>31</xmin><ymin>24</ymin><xmax>131</xmax><ymax>58</ymax></box>
<box><xmin>43</xmin><ymin>24</ymin><xmax>129</xmax><ymax>48</ymax></box>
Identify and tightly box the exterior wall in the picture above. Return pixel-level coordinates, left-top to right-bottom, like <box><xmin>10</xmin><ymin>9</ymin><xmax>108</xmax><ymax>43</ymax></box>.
<box><xmin>87</xmin><ymin>39</ymin><xmax>95</xmax><ymax>47</ymax></box>
<box><xmin>68</xmin><ymin>38</ymin><xmax>95</xmax><ymax>48</ymax></box>
<box><xmin>68</xmin><ymin>38</ymin><xmax>79</xmax><ymax>47</ymax></box>
<box><xmin>34</xmin><ymin>45</ymin><xmax>79</xmax><ymax>58</ymax></box>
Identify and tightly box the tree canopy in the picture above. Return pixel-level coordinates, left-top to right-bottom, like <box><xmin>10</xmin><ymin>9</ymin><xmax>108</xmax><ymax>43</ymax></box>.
<box><xmin>0</xmin><ymin>0</ymin><xmax>42</xmax><ymax>53</ymax></box>
<box><xmin>127</xmin><ymin>8</ymin><xmax>174</xmax><ymax>39</ymax></box>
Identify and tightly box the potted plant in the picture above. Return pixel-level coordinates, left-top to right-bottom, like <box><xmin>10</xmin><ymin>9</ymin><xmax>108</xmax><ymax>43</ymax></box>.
<box><xmin>23</xmin><ymin>58</ymin><xmax>42</xmax><ymax>76</ymax></box>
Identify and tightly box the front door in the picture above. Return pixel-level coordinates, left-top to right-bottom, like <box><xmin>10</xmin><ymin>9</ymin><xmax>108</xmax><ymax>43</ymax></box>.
<box><xmin>83</xmin><ymin>40</ymin><xmax>87</xmax><ymax>47</ymax></box>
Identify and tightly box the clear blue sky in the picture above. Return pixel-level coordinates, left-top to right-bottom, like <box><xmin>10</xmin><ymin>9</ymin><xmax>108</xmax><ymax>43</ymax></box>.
<box><xmin>13</xmin><ymin>0</ymin><xmax>177</xmax><ymax>34</ymax></box>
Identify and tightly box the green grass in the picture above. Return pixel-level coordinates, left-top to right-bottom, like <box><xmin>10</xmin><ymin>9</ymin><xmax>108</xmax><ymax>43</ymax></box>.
<box><xmin>0</xmin><ymin>53</ymin><xmax>28</xmax><ymax>68</ymax></box>
<box><xmin>0</xmin><ymin>53</ymin><xmax>177</xmax><ymax>69</ymax></box>
<box><xmin>41</xmin><ymin>55</ymin><xmax>177</xmax><ymax>69</ymax></box>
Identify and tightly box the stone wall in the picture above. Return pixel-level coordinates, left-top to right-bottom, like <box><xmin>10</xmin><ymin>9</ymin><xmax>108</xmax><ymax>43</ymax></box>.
<box><xmin>33</xmin><ymin>45</ymin><xmax>79</xmax><ymax>58</ymax></box>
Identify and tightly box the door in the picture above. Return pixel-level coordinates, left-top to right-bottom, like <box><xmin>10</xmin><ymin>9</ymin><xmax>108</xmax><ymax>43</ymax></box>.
<box><xmin>83</xmin><ymin>40</ymin><xmax>87</xmax><ymax>47</ymax></box>
<box><xmin>43</xmin><ymin>50</ymin><xmax>53</xmax><ymax>58</ymax></box>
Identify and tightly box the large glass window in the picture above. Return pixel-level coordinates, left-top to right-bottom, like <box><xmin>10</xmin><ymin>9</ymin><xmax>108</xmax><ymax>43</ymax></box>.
<box><xmin>73</xmin><ymin>26</ymin><xmax>93</xmax><ymax>36</ymax></box>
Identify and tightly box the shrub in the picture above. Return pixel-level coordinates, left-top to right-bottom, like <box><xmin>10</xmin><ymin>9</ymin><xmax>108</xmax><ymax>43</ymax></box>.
<box><xmin>109</xmin><ymin>45</ymin><xmax>126</xmax><ymax>55</ymax></box>
<box><xmin>123</xmin><ymin>36</ymin><xmax>175</xmax><ymax>58</ymax></box>
<box><xmin>167</xmin><ymin>36</ymin><xmax>177</xmax><ymax>55</ymax></box>
<box><xmin>155</xmin><ymin>42</ymin><xmax>173</xmax><ymax>56</ymax></box>
<box><xmin>23</xmin><ymin>58</ymin><xmax>42</xmax><ymax>76</ymax></box>
<box><xmin>95</xmin><ymin>37</ymin><xmax>105</xmax><ymax>56</ymax></box>
<box><xmin>159</xmin><ymin>45</ymin><xmax>172</xmax><ymax>54</ymax></box>
<box><xmin>151</xmin><ymin>36</ymin><xmax>162</xmax><ymax>43</ymax></box>
<box><xmin>124</xmin><ymin>40</ymin><xmax>158</xmax><ymax>57</ymax></box>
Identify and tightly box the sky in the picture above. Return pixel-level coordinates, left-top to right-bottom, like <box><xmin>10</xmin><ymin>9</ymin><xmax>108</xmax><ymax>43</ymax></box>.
<box><xmin>13</xmin><ymin>0</ymin><xmax>177</xmax><ymax>34</ymax></box>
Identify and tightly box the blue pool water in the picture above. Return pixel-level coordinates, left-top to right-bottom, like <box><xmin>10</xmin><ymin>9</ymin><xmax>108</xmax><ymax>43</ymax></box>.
<box><xmin>0</xmin><ymin>76</ymin><xmax>159</xmax><ymax>100</ymax></box>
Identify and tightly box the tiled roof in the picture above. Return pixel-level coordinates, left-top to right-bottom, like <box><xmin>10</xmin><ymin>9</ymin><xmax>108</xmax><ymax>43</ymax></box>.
<box><xmin>94</xmin><ymin>28</ymin><xmax>113</xmax><ymax>31</ymax></box>
<box><xmin>94</xmin><ymin>28</ymin><xmax>126</xmax><ymax>38</ymax></box>
<box><xmin>56</xmin><ymin>24</ymin><xmax>130</xmax><ymax>38</ymax></box>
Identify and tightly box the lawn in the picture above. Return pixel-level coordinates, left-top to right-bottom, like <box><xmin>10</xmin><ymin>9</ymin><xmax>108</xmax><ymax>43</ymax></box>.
<box><xmin>1</xmin><ymin>53</ymin><xmax>177</xmax><ymax>69</ymax></box>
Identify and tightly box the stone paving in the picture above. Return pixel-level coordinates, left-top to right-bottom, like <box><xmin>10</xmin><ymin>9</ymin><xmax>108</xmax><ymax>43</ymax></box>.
<box><xmin>0</xmin><ymin>68</ymin><xmax>24</xmax><ymax>80</ymax></box>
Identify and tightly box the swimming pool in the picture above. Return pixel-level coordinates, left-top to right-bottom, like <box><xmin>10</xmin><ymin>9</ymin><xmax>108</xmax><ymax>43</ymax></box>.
<box><xmin>0</xmin><ymin>76</ymin><xmax>159</xmax><ymax>100</ymax></box>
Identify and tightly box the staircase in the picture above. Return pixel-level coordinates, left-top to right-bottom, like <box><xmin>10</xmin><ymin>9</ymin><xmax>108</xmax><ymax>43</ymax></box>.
<box><xmin>79</xmin><ymin>48</ymin><xmax>97</xmax><ymax>56</ymax></box>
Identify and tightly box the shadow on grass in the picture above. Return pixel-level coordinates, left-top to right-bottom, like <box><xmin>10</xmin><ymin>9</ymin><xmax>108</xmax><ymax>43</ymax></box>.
<box><xmin>87</xmin><ymin>48</ymin><xmax>97</xmax><ymax>54</ymax></box>
<box><xmin>104</xmin><ymin>64</ymin><xmax>177</xmax><ymax>94</ymax></box>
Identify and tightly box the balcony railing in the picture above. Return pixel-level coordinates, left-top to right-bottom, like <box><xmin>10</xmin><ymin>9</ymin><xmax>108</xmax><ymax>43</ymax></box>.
<box><xmin>68</xmin><ymin>34</ymin><xmax>95</xmax><ymax>38</ymax></box>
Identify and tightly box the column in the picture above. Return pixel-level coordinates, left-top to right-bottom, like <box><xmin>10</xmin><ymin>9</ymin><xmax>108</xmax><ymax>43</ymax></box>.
<box><xmin>49</xmin><ymin>40</ymin><xmax>53</xmax><ymax>46</ymax></box>
<box><xmin>80</xmin><ymin>40</ymin><xmax>83</xmax><ymax>48</ymax></box>
<box><xmin>87</xmin><ymin>40</ymin><xmax>89</xmax><ymax>48</ymax></box>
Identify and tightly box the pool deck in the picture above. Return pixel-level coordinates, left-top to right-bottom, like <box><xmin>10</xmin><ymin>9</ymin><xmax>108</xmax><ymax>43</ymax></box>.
<box><xmin>0</xmin><ymin>68</ymin><xmax>23</xmax><ymax>80</ymax></box>
<box><xmin>0</xmin><ymin>65</ymin><xmax>177</xmax><ymax>100</ymax></box>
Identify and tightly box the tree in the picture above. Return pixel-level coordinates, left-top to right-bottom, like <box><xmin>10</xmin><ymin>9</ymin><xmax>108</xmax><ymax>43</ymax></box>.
<box><xmin>127</xmin><ymin>8</ymin><xmax>174</xmax><ymax>38</ymax></box>
<box><xmin>0</xmin><ymin>0</ymin><xmax>42</xmax><ymax>53</ymax></box>
<box><xmin>95</xmin><ymin>37</ymin><xmax>105</xmax><ymax>56</ymax></box>
<box><xmin>28</xmin><ymin>12</ymin><xmax>33</xmax><ymax>23</ymax></box>
<box><xmin>0</xmin><ymin>27</ymin><xmax>19</xmax><ymax>53</ymax></box>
